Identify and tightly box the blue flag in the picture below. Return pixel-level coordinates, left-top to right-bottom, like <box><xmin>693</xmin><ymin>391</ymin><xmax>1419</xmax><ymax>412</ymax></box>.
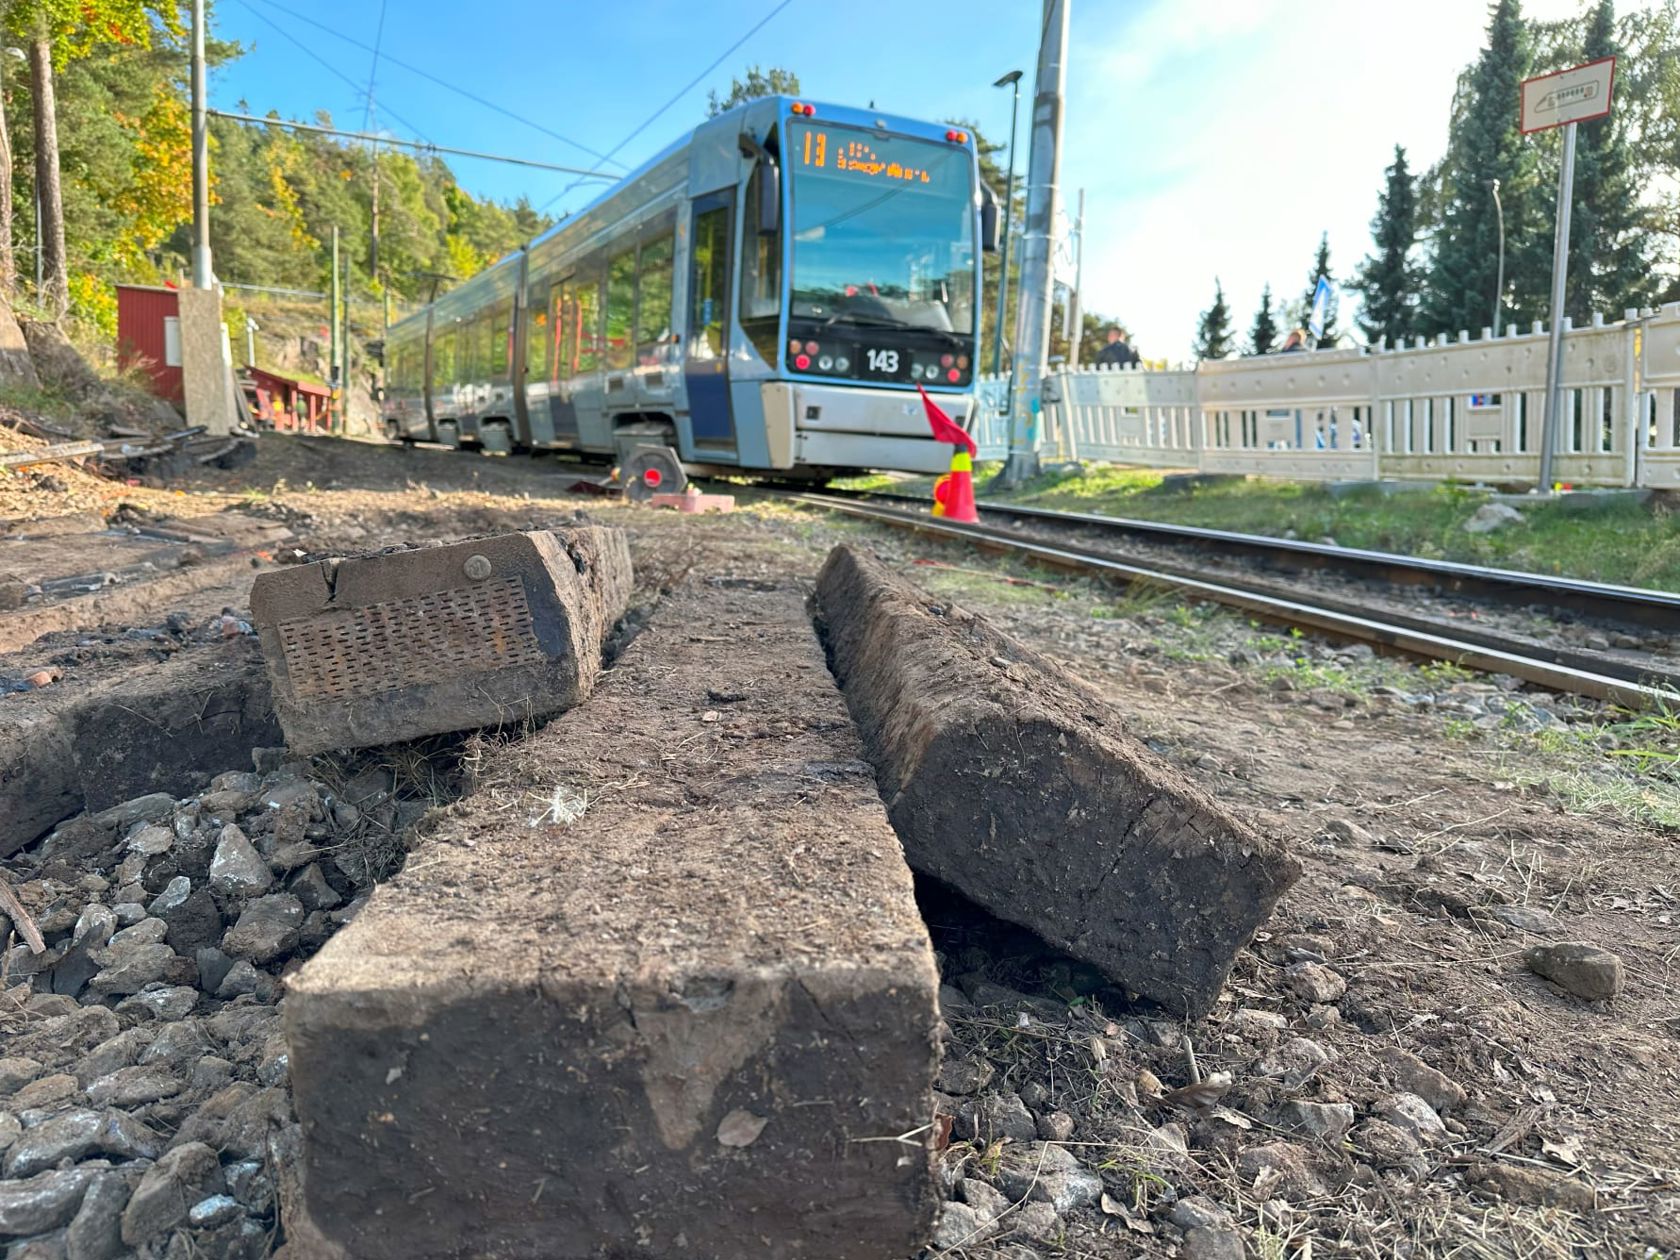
<box><xmin>1308</xmin><ymin>276</ymin><xmax>1333</xmax><ymax>340</ymax></box>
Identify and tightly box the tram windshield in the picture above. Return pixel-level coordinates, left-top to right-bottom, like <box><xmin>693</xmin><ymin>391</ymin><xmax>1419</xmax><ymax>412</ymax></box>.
<box><xmin>787</xmin><ymin>122</ymin><xmax>976</xmax><ymax>336</ymax></box>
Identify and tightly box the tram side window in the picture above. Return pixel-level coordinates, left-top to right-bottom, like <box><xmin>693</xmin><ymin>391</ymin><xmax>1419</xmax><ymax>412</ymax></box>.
<box><xmin>472</xmin><ymin>311</ymin><xmax>493</xmax><ymax>380</ymax></box>
<box><xmin>605</xmin><ymin>248</ymin><xmax>637</xmax><ymax>371</ymax></box>
<box><xmin>527</xmin><ymin>285</ymin><xmax>549</xmax><ymax>381</ymax></box>
<box><xmin>636</xmin><ymin>234</ymin><xmax>674</xmax><ymax>364</ymax></box>
<box><xmin>491</xmin><ymin>302</ymin><xmax>512</xmax><ymax>380</ymax></box>
<box><xmin>431</xmin><ymin>326</ymin><xmax>457</xmax><ymax>390</ymax></box>
<box><xmin>389</xmin><ymin>343</ymin><xmax>409</xmax><ymax>394</ymax></box>
<box><xmin>691</xmin><ymin>203</ymin><xmax>730</xmax><ymax>359</ymax></box>
<box><xmin>575</xmin><ymin>271</ymin><xmax>602</xmax><ymax>374</ymax></box>
<box><xmin>740</xmin><ymin>161</ymin><xmax>782</xmax><ymax>365</ymax></box>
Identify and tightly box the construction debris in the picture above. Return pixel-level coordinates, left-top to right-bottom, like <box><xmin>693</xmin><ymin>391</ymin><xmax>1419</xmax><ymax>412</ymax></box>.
<box><xmin>812</xmin><ymin>544</ymin><xmax>1300</xmax><ymax>1018</ymax></box>
<box><xmin>284</xmin><ymin>578</ymin><xmax>941</xmax><ymax>1259</ymax></box>
<box><xmin>249</xmin><ymin>528</ymin><xmax>631</xmax><ymax>755</ymax></box>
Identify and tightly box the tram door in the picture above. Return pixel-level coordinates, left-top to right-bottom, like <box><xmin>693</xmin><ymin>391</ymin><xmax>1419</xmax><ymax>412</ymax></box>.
<box><xmin>684</xmin><ymin>191</ymin><xmax>736</xmax><ymax>453</ymax></box>
<box><xmin>547</xmin><ymin>278</ymin><xmax>581</xmax><ymax>443</ymax></box>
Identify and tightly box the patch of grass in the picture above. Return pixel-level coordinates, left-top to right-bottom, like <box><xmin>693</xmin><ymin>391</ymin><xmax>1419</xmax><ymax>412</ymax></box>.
<box><xmin>1492</xmin><ymin>698</ymin><xmax>1680</xmax><ymax>830</ymax></box>
<box><xmin>897</xmin><ymin>460</ymin><xmax>1680</xmax><ymax>591</ymax></box>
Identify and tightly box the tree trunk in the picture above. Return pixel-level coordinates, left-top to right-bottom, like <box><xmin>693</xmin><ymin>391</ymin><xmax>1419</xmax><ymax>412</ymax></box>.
<box><xmin>28</xmin><ymin>37</ymin><xmax>68</xmax><ymax>321</ymax></box>
<box><xmin>0</xmin><ymin>64</ymin><xmax>16</xmax><ymax>299</ymax></box>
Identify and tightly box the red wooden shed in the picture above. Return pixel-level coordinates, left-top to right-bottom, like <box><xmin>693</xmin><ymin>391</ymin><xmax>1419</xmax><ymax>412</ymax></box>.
<box><xmin>115</xmin><ymin>283</ymin><xmax>184</xmax><ymax>405</ymax></box>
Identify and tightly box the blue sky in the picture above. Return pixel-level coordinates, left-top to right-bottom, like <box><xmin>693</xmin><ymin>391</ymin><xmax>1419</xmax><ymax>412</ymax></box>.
<box><xmin>211</xmin><ymin>0</ymin><xmax>1624</xmax><ymax>359</ymax></box>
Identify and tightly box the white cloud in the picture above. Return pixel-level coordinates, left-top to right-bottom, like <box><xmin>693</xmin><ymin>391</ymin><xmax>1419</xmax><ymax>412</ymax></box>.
<box><xmin>1064</xmin><ymin>0</ymin><xmax>1654</xmax><ymax>361</ymax></box>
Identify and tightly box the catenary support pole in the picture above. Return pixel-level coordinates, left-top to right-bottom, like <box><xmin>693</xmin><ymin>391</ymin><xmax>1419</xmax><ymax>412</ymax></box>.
<box><xmin>1538</xmin><ymin>121</ymin><xmax>1576</xmax><ymax>493</ymax></box>
<box><xmin>1000</xmin><ymin>0</ymin><xmax>1069</xmax><ymax>488</ymax></box>
<box><xmin>190</xmin><ymin>0</ymin><xmax>211</xmax><ymax>287</ymax></box>
<box><xmin>341</xmin><ymin>247</ymin><xmax>353</xmax><ymax>435</ymax></box>
<box><xmin>329</xmin><ymin>226</ymin><xmax>340</xmax><ymax>429</ymax></box>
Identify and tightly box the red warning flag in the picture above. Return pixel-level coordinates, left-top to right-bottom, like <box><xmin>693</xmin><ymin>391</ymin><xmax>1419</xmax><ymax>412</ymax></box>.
<box><xmin>916</xmin><ymin>384</ymin><xmax>976</xmax><ymax>456</ymax></box>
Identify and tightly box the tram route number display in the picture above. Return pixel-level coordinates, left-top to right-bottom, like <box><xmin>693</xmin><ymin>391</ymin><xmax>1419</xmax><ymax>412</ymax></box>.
<box><xmin>799</xmin><ymin>130</ymin><xmax>934</xmax><ymax>185</ymax></box>
<box><xmin>858</xmin><ymin>346</ymin><xmax>910</xmax><ymax>382</ymax></box>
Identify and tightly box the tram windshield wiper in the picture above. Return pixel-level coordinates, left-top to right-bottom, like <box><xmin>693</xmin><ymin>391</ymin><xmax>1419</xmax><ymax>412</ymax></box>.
<box><xmin>820</xmin><ymin>313</ymin><xmax>966</xmax><ymax>343</ymax></box>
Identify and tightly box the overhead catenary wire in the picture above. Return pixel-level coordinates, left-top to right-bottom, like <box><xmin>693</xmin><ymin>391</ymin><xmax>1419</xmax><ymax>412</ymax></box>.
<box><xmin>533</xmin><ymin>0</ymin><xmax>799</xmax><ymax>219</ymax></box>
<box><xmin>237</xmin><ymin>0</ymin><xmax>626</xmax><ymax>171</ymax></box>
<box><xmin>206</xmin><ymin>110</ymin><xmax>617</xmax><ymax>177</ymax></box>
<box><xmin>233</xmin><ymin>0</ymin><xmax>439</xmax><ymax>146</ymax></box>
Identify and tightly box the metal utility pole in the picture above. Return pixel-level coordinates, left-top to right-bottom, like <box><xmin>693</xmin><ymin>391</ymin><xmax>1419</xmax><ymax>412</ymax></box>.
<box><xmin>1538</xmin><ymin>122</ymin><xmax>1577</xmax><ymax>492</ymax></box>
<box><xmin>1067</xmin><ymin>188</ymin><xmax>1086</xmax><ymax>369</ymax></box>
<box><xmin>1489</xmin><ymin>179</ymin><xmax>1505</xmax><ymax>338</ymax></box>
<box><xmin>1000</xmin><ymin>0</ymin><xmax>1069</xmax><ymax>488</ymax></box>
<box><xmin>370</xmin><ymin>140</ymin><xmax>380</xmax><ymax>277</ymax></box>
<box><xmin>990</xmin><ymin>70</ymin><xmax>1023</xmax><ymax>381</ymax></box>
<box><xmin>329</xmin><ymin>226</ymin><xmax>341</xmax><ymax>425</ymax></box>
<box><xmin>341</xmin><ymin>247</ymin><xmax>353</xmax><ymax>435</ymax></box>
<box><xmin>190</xmin><ymin>0</ymin><xmax>211</xmax><ymax>287</ymax></box>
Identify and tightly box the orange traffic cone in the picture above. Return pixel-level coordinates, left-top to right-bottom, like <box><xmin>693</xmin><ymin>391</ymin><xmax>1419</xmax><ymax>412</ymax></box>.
<box><xmin>931</xmin><ymin>448</ymin><xmax>979</xmax><ymax>523</ymax></box>
<box><xmin>918</xmin><ymin>384</ymin><xmax>979</xmax><ymax>525</ymax></box>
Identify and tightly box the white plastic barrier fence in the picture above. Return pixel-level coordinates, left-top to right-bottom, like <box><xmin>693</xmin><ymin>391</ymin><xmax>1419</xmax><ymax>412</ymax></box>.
<box><xmin>1640</xmin><ymin>308</ymin><xmax>1680</xmax><ymax>489</ymax></box>
<box><xmin>962</xmin><ymin>304</ymin><xmax>1680</xmax><ymax>488</ymax></box>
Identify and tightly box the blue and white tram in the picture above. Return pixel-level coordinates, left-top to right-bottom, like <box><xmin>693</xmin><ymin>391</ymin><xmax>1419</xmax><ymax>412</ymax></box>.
<box><xmin>381</xmin><ymin>95</ymin><xmax>995</xmax><ymax>480</ymax></box>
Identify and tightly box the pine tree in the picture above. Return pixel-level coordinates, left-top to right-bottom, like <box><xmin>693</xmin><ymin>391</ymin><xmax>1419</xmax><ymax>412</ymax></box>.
<box><xmin>1299</xmin><ymin>233</ymin><xmax>1338</xmax><ymax>347</ymax></box>
<box><xmin>1565</xmin><ymin>0</ymin><xmax>1656</xmax><ymax>320</ymax></box>
<box><xmin>1422</xmin><ymin>0</ymin><xmax>1540</xmax><ymax>337</ymax></box>
<box><xmin>1353</xmin><ymin>145</ymin><xmax>1419</xmax><ymax>346</ymax></box>
<box><xmin>1194</xmin><ymin>279</ymin><xmax>1233</xmax><ymax>360</ymax></box>
<box><xmin>1248</xmin><ymin>283</ymin><xmax>1278</xmax><ymax>355</ymax></box>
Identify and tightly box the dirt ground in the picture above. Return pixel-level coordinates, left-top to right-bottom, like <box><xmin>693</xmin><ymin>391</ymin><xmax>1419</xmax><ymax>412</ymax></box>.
<box><xmin>4</xmin><ymin>432</ymin><xmax>1677</xmax><ymax>1258</ymax></box>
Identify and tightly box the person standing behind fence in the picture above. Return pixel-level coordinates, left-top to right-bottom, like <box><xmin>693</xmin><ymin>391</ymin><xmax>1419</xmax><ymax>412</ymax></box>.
<box><xmin>1279</xmin><ymin>328</ymin><xmax>1310</xmax><ymax>354</ymax></box>
<box><xmin>1096</xmin><ymin>325</ymin><xmax>1140</xmax><ymax>369</ymax></box>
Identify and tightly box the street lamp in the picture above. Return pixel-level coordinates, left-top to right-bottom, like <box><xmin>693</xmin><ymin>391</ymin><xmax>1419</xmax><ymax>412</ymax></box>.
<box><xmin>1490</xmin><ymin>178</ymin><xmax>1505</xmax><ymax>338</ymax></box>
<box><xmin>991</xmin><ymin>69</ymin><xmax>1023</xmax><ymax>384</ymax></box>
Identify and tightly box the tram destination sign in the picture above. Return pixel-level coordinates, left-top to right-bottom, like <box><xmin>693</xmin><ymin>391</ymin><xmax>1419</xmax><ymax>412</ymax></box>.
<box><xmin>796</xmin><ymin>126</ymin><xmax>940</xmax><ymax>187</ymax></box>
<box><xmin>1521</xmin><ymin>56</ymin><xmax>1615</xmax><ymax>134</ymax></box>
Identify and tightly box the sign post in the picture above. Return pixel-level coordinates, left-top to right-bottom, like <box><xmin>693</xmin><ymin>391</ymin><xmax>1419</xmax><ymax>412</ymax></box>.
<box><xmin>1521</xmin><ymin>56</ymin><xmax>1615</xmax><ymax>492</ymax></box>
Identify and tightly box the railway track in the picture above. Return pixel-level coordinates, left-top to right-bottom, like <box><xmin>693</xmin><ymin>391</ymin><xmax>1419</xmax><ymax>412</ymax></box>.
<box><xmin>774</xmin><ymin>489</ymin><xmax>1680</xmax><ymax>711</ymax></box>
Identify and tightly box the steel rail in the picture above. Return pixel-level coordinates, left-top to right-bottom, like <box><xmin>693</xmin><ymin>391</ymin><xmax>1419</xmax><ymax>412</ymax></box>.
<box><xmin>818</xmin><ymin>487</ymin><xmax>1680</xmax><ymax>631</ymax></box>
<box><xmin>781</xmin><ymin>493</ymin><xmax>1677</xmax><ymax>711</ymax></box>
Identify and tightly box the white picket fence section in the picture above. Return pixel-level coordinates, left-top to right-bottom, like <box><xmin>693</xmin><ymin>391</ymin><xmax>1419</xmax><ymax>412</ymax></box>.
<box><xmin>969</xmin><ymin>301</ymin><xmax>1680</xmax><ymax>488</ymax></box>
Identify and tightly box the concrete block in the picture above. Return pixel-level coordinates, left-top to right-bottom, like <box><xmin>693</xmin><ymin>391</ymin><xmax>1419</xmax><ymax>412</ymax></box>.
<box><xmin>250</xmin><ymin>528</ymin><xmax>631</xmax><ymax>754</ymax></box>
<box><xmin>813</xmin><ymin>544</ymin><xmax>1299</xmax><ymax>1019</ymax></box>
<box><xmin>178</xmin><ymin>285</ymin><xmax>238</xmax><ymax>437</ymax></box>
<box><xmin>284</xmin><ymin>579</ymin><xmax>941</xmax><ymax>1259</ymax></box>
